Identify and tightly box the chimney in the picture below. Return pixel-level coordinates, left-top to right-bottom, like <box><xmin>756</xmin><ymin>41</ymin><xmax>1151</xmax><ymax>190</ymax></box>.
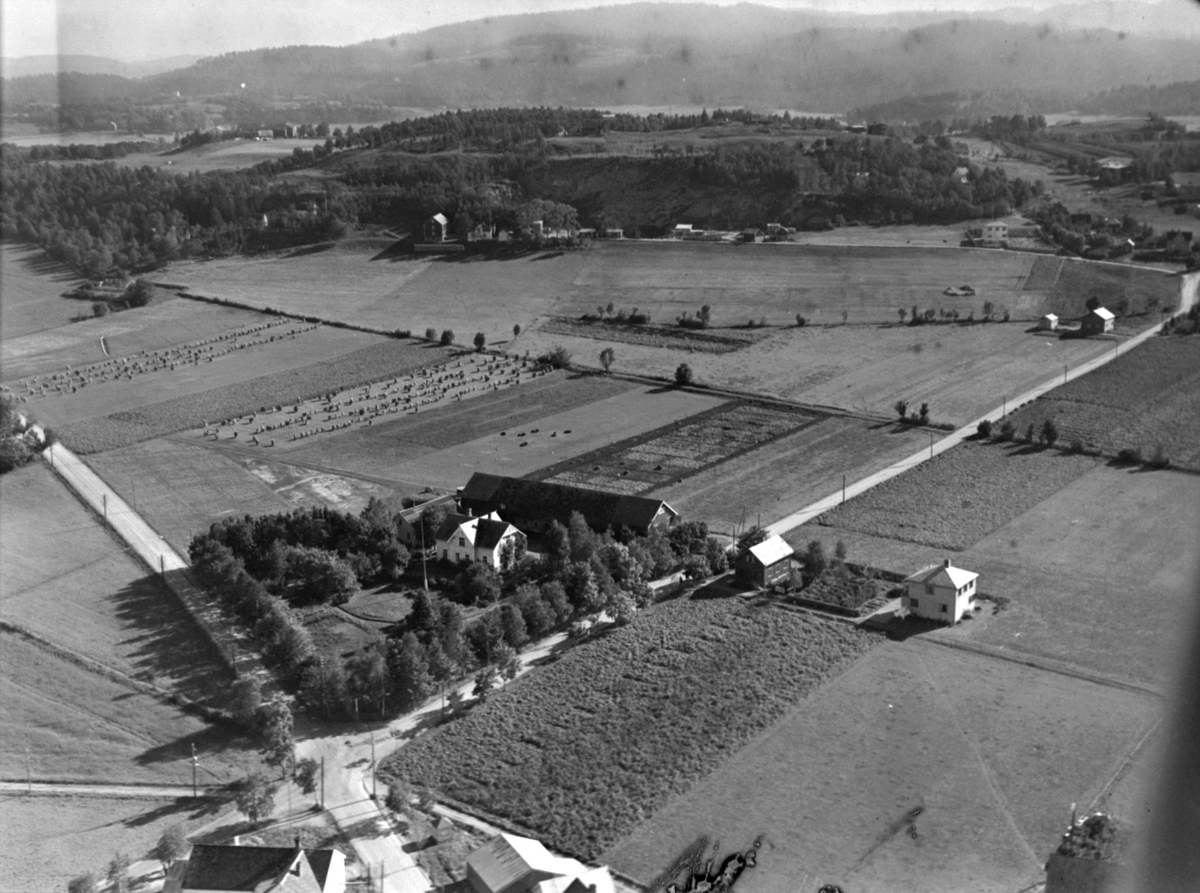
<box><xmin>943</xmin><ymin>559</ymin><xmax>952</xmax><ymax>568</ymax></box>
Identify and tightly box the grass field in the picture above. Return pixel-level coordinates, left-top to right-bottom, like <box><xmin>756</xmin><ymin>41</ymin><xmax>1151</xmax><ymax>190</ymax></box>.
<box><xmin>815</xmin><ymin>440</ymin><xmax>1100</xmax><ymax>551</ymax></box>
<box><xmin>57</xmin><ymin>338</ymin><xmax>448</xmax><ymax>453</ymax></box>
<box><xmin>524</xmin><ymin>320</ymin><xmax>1119</xmax><ymax>425</ymax></box>
<box><xmin>604</xmin><ymin>639</ymin><xmax>1161</xmax><ymax>893</ymax></box>
<box><xmin>0</xmin><ymin>243</ymin><xmax>90</xmax><ymax>341</ymax></box>
<box><xmin>382</xmin><ymin>593</ymin><xmax>878</xmax><ymax>861</ymax></box>
<box><xmin>1042</xmin><ymin>258</ymin><xmax>1180</xmax><ymax>326</ymax></box>
<box><xmin>1007</xmin><ymin>336</ymin><xmax>1200</xmax><ymax>470</ymax></box>
<box><xmin>0</xmin><ymin>794</ymin><xmax>232</xmax><ymax>893</ymax></box>
<box><xmin>794</xmin><ymin>460</ymin><xmax>1200</xmax><ymax>687</ymax></box>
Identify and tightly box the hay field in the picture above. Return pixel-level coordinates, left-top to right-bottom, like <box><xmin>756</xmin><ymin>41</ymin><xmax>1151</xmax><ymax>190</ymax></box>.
<box><xmin>87</xmin><ymin>439</ymin><xmax>400</xmax><ymax>553</ymax></box>
<box><xmin>0</xmin><ymin>243</ymin><xmax>90</xmax><ymax>341</ymax></box>
<box><xmin>604</xmin><ymin>639</ymin><xmax>1160</xmax><ymax>893</ymax></box>
<box><xmin>1007</xmin><ymin>336</ymin><xmax>1200</xmax><ymax>469</ymax></box>
<box><xmin>109</xmin><ymin>137</ymin><xmax>329</xmax><ymax>173</ymax></box>
<box><xmin>2</xmin><ymin>292</ymin><xmax>273</xmax><ymax>382</ymax></box>
<box><xmin>523</xmin><ymin>321</ymin><xmax>1118</xmax><ymax>426</ymax></box>
<box><xmin>794</xmin><ymin>457</ymin><xmax>1200</xmax><ymax>687</ymax></box>
<box><xmin>280</xmin><ymin>374</ymin><xmax>723</xmax><ymax>490</ymax></box>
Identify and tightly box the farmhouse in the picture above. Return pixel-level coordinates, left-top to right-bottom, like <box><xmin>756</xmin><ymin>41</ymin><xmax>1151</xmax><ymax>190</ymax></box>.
<box><xmin>425</xmin><ymin>213</ymin><xmax>450</xmax><ymax>243</ymax></box>
<box><xmin>1038</xmin><ymin>313</ymin><xmax>1059</xmax><ymax>331</ymax></box>
<box><xmin>982</xmin><ymin>222</ymin><xmax>1009</xmax><ymax>247</ymax></box>
<box><xmin>163</xmin><ymin>844</ymin><xmax>345</xmax><ymax>893</ymax></box>
<box><xmin>736</xmin><ymin>535</ymin><xmax>793</xmax><ymax>588</ymax></box>
<box><xmin>903</xmin><ymin>558</ymin><xmax>978</xmax><ymax>623</ymax></box>
<box><xmin>1080</xmin><ymin>306</ymin><xmax>1115</xmax><ymax>335</ymax></box>
<box><xmin>953</xmin><ymin>166</ymin><xmax>970</xmax><ymax>184</ymax></box>
<box><xmin>458</xmin><ymin>473</ymin><xmax>678</xmax><ymax>538</ymax></box>
<box><xmin>1097</xmin><ymin>157</ymin><xmax>1134</xmax><ymax>185</ymax></box>
<box><xmin>466</xmin><ymin>832</ymin><xmax>614</xmax><ymax>893</ymax></box>
<box><xmin>435</xmin><ymin>511</ymin><xmax>526</xmax><ymax>570</ymax></box>
<box><xmin>672</xmin><ymin>224</ymin><xmax>694</xmax><ymax>239</ymax></box>
<box><xmin>740</xmin><ymin>228</ymin><xmax>765</xmax><ymax>243</ymax></box>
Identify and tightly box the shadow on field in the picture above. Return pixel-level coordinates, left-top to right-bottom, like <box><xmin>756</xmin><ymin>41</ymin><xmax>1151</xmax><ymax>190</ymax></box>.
<box><xmin>16</xmin><ymin>247</ymin><xmax>81</xmax><ymax>283</ymax></box>
<box><xmin>122</xmin><ymin>794</ymin><xmax>228</xmax><ymax>829</ymax></box>
<box><xmin>136</xmin><ymin>723</ymin><xmax>258</xmax><ymax>772</ymax></box>
<box><xmin>110</xmin><ymin>573</ymin><xmax>235</xmax><ymax>705</ymax></box>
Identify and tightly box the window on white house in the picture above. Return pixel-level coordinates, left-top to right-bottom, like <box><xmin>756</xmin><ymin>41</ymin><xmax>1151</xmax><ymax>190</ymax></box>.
<box><xmin>940</xmin><ymin>604</ymin><xmax>948</xmax><ymax>613</ymax></box>
<box><xmin>459</xmin><ymin>537</ymin><xmax>466</xmax><ymax>547</ymax></box>
<box><xmin>925</xmin><ymin>584</ymin><xmax>934</xmax><ymax>595</ymax></box>
<box><xmin>911</xmin><ymin>598</ymin><xmax>919</xmax><ymax>608</ymax></box>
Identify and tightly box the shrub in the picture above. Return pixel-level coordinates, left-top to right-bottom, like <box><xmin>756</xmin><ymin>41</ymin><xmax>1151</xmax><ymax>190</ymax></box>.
<box><xmin>894</xmin><ymin>400</ymin><xmax>908</xmax><ymax>421</ymax></box>
<box><xmin>1116</xmin><ymin>447</ymin><xmax>1143</xmax><ymax>465</ymax></box>
<box><xmin>1068</xmin><ymin>437</ymin><xmax>1085</xmax><ymax>454</ymax></box>
<box><xmin>473</xmin><ymin>332</ymin><xmax>486</xmax><ymax>352</ymax></box>
<box><xmin>424</xmin><ymin>327</ymin><xmax>437</xmax><ymax>340</ymax></box>
<box><xmin>796</xmin><ymin>314</ymin><xmax>807</xmax><ymax>327</ymax></box>
<box><xmin>1024</xmin><ymin>423</ymin><xmax>1036</xmax><ymax>444</ymax></box>
<box><xmin>976</xmin><ymin>419</ymin><xmax>993</xmax><ymax>439</ymax></box>
<box><xmin>440</xmin><ymin>329</ymin><xmax>455</xmax><ymax>346</ymax></box>
<box><xmin>1149</xmin><ymin>444</ymin><xmax>1170</xmax><ymax>469</ymax></box>
<box><xmin>538</xmin><ymin>345</ymin><xmax>572</xmax><ymax>369</ymax></box>
<box><xmin>998</xmin><ymin>420</ymin><xmax>1015</xmax><ymax>442</ymax></box>
<box><xmin>918</xmin><ymin>402</ymin><xmax>930</xmax><ymax>424</ymax></box>
<box><xmin>1040</xmin><ymin>419</ymin><xmax>1059</xmax><ymax>448</ymax></box>
<box><xmin>674</xmin><ymin>363</ymin><xmax>694</xmax><ymax>387</ymax></box>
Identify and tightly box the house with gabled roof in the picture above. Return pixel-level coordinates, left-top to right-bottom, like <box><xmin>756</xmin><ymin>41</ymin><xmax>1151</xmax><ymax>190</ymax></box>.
<box><xmin>736</xmin><ymin>535</ymin><xmax>793</xmax><ymax>588</ymax></box>
<box><xmin>424</xmin><ymin>213</ymin><xmax>450</xmax><ymax>243</ymax></box>
<box><xmin>466</xmin><ymin>832</ymin><xmax>614</xmax><ymax>893</ymax></box>
<box><xmin>163</xmin><ymin>844</ymin><xmax>345</xmax><ymax>893</ymax></box>
<box><xmin>458</xmin><ymin>473</ymin><xmax>678</xmax><ymax>539</ymax></box>
<box><xmin>903</xmin><ymin>558</ymin><xmax>978</xmax><ymax>623</ymax></box>
<box><xmin>1080</xmin><ymin>306</ymin><xmax>1115</xmax><ymax>335</ymax></box>
<box><xmin>434</xmin><ymin>510</ymin><xmax>526</xmax><ymax>570</ymax></box>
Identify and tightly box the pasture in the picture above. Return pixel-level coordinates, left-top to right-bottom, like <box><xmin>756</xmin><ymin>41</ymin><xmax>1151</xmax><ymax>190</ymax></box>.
<box><xmin>109</xmin><ymin>137</ymin><xmax>331</xmax><ymax>173</ymax></box>
<box><xmin>604</xmin><ymin>639</ymin><xmax>1160</xmax><ymax>893</ymax></box>
<box><xmin>523</xmin><ymin>319</ymin><xmax>1119</xmax><ymax>426</ymax></box>
<box><xmin>0</xmin><ymin>243</ymin><xmax>90</xmax><ymax>341</ymax></box>
<box><xmin>1006</xmin><ymin>336</ymin><xmax>1200</xmax><ymax>469</ymax></box>
<box><xmin>382</xmin><ymin>594</ymin><xmax>878</xmax><ymax>862</ymax></box>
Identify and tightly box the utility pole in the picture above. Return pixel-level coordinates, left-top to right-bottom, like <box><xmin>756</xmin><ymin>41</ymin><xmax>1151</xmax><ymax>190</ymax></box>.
<box><xmin>320</xmin><ymin>756</ymin><xmax>325</xmax><ymax>809</ymax></box>
<box><xmin>190</xmin><ymin>744</ymin><xmax>199</xmax><ymax>799</ymax></box>
<box><xmin>1064</xmin><ymin>364</ymin><xmax>1068</xmax><ymax>385</ymax></box>
<box><xmin>842</xmin><ymin>474</ymin><xmax>846</xmax><ymax>504</ymax></box>
<box><xmin>103</xmin><ymin>492</ymin><xmax>107</xmax><ymax>525</ymax></box>
<box><xmin>420</xmin><ymin>515</ymin><xmax>429</xmax><ymax>592</ymax></box>
<box><xmin>25</xmin><ymin>748</ymin><xmax>31</xmax><ymax>794</ymax></box>
<box><xmin>370</xmin><ymin>731</ymin><xmax>377</xmax><ymax>801</ymax></box>
<box><xmin>929</xmin><ymin>431</ymin><xmax>934</xmax><ymax>459</ymax></box>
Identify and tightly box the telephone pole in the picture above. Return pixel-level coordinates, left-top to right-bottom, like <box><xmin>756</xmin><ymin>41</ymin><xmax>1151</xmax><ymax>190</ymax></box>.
<box><xmin>190</xmin><ymin>744</ymin><xmax>199</xmax><ymax>799</ymax></box>
<box><xmin>370</xmin><ymin>731</ymin><xmax>378</xmax><ymax>801</ymax></box>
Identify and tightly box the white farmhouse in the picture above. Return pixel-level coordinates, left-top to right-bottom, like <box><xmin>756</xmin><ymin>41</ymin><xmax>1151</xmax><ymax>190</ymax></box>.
<box><xmin>903</xmin><ymin>558</ymin><xmax>978</xmax><ymax>623</ymax></box>
<box><xmin>982</xmin><ymin>222</ymin><xmax>1008</xmax><ymax>247</ymax></box>
<box><xmin>435</xmin><ymin>511</ymin><xmax>526</xmax><ymax>571</ymax></box>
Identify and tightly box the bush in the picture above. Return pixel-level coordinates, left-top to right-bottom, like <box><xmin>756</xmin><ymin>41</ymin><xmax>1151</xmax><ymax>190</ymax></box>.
<box><xmin>1068</xmin><ymin>437</ymin><xmax>1085</xmax><ymax>454</ymax></box>
<box><xmin>795</xmin><ymin>314</ymin><xmax>807</xmax><ymax>327</ymax></box>
<box><xmin>473</xmin><ymin>332</ymin><xmax>486</xmax><ymax>352</ymax></box>
<box><xmin>538</xmin><ymin>345</ymin><xmax>572</xmax><ymax>369</ymax></box>
<box><xmin>1040</xmin><ymin>419</ymin><xmax>1059</xmax><ymax>448</ymax></box>
<box><xmin>998</xmin><ymin>420</ymin><xmax>1015</xmax><ymax>442</ymax></box>
<box><xmin>1149</xmin><ymin>444</ymin><xmax>1170</xmax><ymax>469</ymax></box>
<box><xmin>424</xmin><ymin>327</ymin><xmax>437</xmax><ymax>340</ymax></box>
<box><xmin>440</xmin><ymin>329</ymin><xmax>455</xmax><ymax>346</ymax></box>
<box><xmin>976</xmin><ymin>419</ymin><xmax>993</xmax><ymax>439</ymax></box>
<box><xmin>894</xmin><ymin>400</ymin><xmax>908</xmax><ymax>421</ymax></box>
<box><xmin>674</xmin><ymin>363</ymin><xmax>694</xmax><ymax>387</ymax></box>
<box><xmin>1116</xmin><ymin>447</ymin><xmax>1143</xmax><ymax>465</ymax></box>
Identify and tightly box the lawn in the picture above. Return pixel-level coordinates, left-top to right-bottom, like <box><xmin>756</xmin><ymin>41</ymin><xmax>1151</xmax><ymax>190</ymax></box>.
<box><xmin>0</xmin><ymin>794</ymin><xmax>233</xmax><ymax>893</ymax></box>
<box><xmin>284</xmin><ymin>375</ymin><xmax>723</xmax><ymax>490</ymax></box>
<box><xmin>0</xmin><ymin>242</ymin><xmax>90</xmax><ymax>341</ymax></box>
<box><xmin>56</xmin><ymin>337</ymin><xmax>448</xmax><ymax>453</ymax></box>
<box><xmin>1006</xmin><ymin>336</ymin><xmax>1200</xmax><ymax>470</ymax></box>
<box><xmin>521</xmin><ymin>317</ymin><xmax>1121</xmax><ymax>426</ymax></box>
<box><xmin>1042</xmin><ymin>257</ymin><xmax>1182</xmax><ymax>324</ymax></box>
<box><xmin>794</xmin><ymin>463</ymin><xmax>1200</xmax><ymax>687</ymax></box>
<box><xmin>382</xmin><ymin>592</ymin><xmax>878</xmax><ymax>861</ymax></box>
<box><xmin>0</xmin><ymin>463</ymin><xmax>234</xmax><ymax>701</ymax></box>
<box><xmin>604</xmin><ymin>639</ymin><xmax>1161</xmax><ymax>893</ymax></box>
<box><xmin>814</xmin><ymin>440</ymin><xmax>1100</xmax><ymax>551</ymax></box>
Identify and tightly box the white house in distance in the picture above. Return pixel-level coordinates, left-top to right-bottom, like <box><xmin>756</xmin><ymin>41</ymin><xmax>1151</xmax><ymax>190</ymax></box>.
<box><xmin>1038</xmin><ymin>313</ymin><xmax>1059</xmax><ymax>331</ymax></box>
<box><xmin>434</xmin><ymin>511</ymin><xmax>526</xmax><ymax>570</ymax></box>
<box><xmin>981</xmin><ymin>221</ymin><xmax>1009</xmax><ymax>247</ymax></box>
<box><xmin>903</xmin><ymin>558</ymin><xmax>979</xmax><ymax>623</ymax></box>
<box><xmin>466</xmin><ymin>832</ymin><xmax>615</xmax><ymax>893</ymax></box>
<box><xmin>1080</xmin><ymin>306</ymin><xmax>1115</xmax><ymax>335</ymax></box>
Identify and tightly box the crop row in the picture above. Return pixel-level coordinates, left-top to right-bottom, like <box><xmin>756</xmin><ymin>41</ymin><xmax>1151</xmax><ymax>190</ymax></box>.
<box><xmin>382</xmin><ymin>595</ymin><xmax>878</xmax><ymax>860</ymax></box>
<box><xmin>58</xmin><ymin>340</ymin><xmax>451</xmax><ymax>454</ymax></box>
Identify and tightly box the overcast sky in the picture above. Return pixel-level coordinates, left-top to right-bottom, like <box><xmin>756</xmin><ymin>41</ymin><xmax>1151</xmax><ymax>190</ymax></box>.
<box><xmin>0</xmin><ymin>0</ymin><xmax>1177</xmax><ymax>61</ymax></box>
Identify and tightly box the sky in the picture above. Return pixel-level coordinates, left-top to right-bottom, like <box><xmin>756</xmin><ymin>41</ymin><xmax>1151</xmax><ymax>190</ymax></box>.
<box><xmin>0</xmin><ymin>0</ymin><xmax>1179</xmax><ymax>61</ymax></box>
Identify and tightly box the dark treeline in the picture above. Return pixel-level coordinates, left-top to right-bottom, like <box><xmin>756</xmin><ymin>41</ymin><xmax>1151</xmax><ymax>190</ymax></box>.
<box><xmin>25</xmin><ymin>141</ymin><xmax>161</xmax><ymax>161</ymax></box>
<box><xmin>189</xmin><ymin>502</ymin><xmax>729</xmax><ymax>720</ymax></box>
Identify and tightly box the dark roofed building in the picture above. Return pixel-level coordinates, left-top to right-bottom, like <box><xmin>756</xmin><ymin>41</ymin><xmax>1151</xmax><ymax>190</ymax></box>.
<box><xmin>459</xmin><ymin>473</ymin><xmax>678</xmax><ymax>538</ymax></box>
<box><xmin>164</xmin><ymin>844</ymin><xmax>345</xmax><ymax>893</ymax></box>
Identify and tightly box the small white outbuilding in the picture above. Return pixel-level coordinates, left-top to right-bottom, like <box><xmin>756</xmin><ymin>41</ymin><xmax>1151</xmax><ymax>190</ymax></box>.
<box><xmin>1038</xmin><ymin>313</ymin><xmax>1059</xmax><ymax>331</ymax></box>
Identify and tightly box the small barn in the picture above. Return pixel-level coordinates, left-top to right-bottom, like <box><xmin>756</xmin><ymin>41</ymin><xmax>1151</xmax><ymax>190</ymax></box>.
<box><xmin>1080</xmin><ymin>307</ymin><xmax>1115</xmax><ymax>335</ymax></box>
<box><xmin>1038</xmin><ymin>313</ymin><xmax>1059</xmax><ymax>331</ymax></box>
<box><xmin>466</xmin><ymin>833</ymin><xmax>614</xmax><ymax>893</ymax></box>
<box><xmin>903</xmin><ymin>558</ymin><xmax>978</xmax><ymax>623</ymax></box>
<box><xmin>736</xmin><ymin>535</ymin><xmax>794</xmax><ymax>589</ymax></box>
<box><xmin>424</xmin><ymin>213</ymin><xmax>449</xmax><ymax>243</ymax></box>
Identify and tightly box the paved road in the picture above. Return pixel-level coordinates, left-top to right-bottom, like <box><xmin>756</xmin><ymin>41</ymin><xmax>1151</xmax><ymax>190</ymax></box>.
<box><xmin>0</xmin><ymin>781</ymin><xmax>218</xmax><ymax>799</ymax></box>
<box><xmin>768</xmin><ymin>273</ymin><xmax>1199</xmax><ymax>537</ymax></box>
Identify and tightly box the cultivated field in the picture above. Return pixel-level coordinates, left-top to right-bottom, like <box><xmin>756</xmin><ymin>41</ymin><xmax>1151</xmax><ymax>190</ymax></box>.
<box><xmin>383</xmin><ymin>594</ymin><xmax>879</xmax><ymax>861</ymax></box>
<box><xmin>794</xmin><ymin>452</ymin><xmax>1200</xmax><ymax>687</ymax></box>
<box><xmin>0</xmin><ymin>243</ymin><xmax>91</xmax><ymax>341</ymax></box>
<box><xmin>1006</xmin><ymin>336</ymin><xmax>1200</xmax><ymax>469</ymax></box>
<box><xmin>523</xmin><ymin>320</ymin><xmax>1120</xmax><ymax>426</ymax></box>
<box><xmin>604</xmin><ymin>639</ymin><xmax>1161</xmax><ymax>893</ymax></box>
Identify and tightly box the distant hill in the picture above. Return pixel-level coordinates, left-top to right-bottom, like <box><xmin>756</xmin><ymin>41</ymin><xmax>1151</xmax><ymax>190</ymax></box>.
<box><xmin>991</xmin><ymin>0</ymin><xmax>1200</xmax><ymax>38</ymax></box>
<box><xmin>1</xmin><ymin>54</ymin><xmax>202</xmax><ymax>79</ymax></box>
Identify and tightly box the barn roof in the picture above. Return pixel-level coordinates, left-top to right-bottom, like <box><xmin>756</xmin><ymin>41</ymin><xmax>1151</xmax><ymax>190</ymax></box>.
<box><xmin>1086</xmin><ymin>307</ymin><xmax>1116</xmax><ymax>321</ymax></box>
<box><xmin>431</xmin><ymin>213</ymin><xmax>449</xmax><ymax>225</ymax></box>
<box><xmin>467</xmin><ymin>834</ymin><xmax>588</xmax><ymax>893</ymax></box>
<box><xmin>745</xmin><ymin>535</ymin><xmax>793</xmax><ymax>567</ymax></box>
<box><xmin>906</xmin><ymin>561</ymin><xmax>978</xmax><ymax>589</ymax></box>
<box><xmin>459</xmin><ymin>473</ymin><xmax>676</xmax><ymax>534</ymax></box>
<box><xmin>1042</xmin><ymin>313</ymin><xmax>1059</xmax><ymax>321</ymax></box>
<box><xmin>180</xmin><ymin>845</ymin><xmax>337</xmax><ymax>893</ymax></box>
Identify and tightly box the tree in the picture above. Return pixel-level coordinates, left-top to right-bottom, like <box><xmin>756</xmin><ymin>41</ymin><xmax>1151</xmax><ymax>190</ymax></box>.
<box><xmin>736</xmin><ymin>525</ymin><xmax>768</xmax><ymax>557</ymax></box>
<box><xmin>538</xmin><ymin>345</ymin><xmax>572</xmax><ymax>369</ymax></box>
<box><xmin>107</xmin><ymin>853</ymin><xmax>132</xmax><ymax>893</ymax></box>
<box><xmin>127</xmin><ymin>279</ymin><xmax>154</xmax><ymax>307</ymax></box>
<box><xmin>977</xmin><ymin>419</ymin><xmax>993</xmax><ymax>439</ymax></box>
<box><xmin>894</xmin><ymin>400</ymin><xmax>908</xmax><ymax>421</ymax></box>
<box><xmin>834</xmin><ymin>540</ymin><xmax>848</xmax><ymax>562</ymax></box>
<box><xmin>1040</xmin><ymin>418</ymin><xmax>1059</xmax><ymax>448</ymax></box>
<box><xmin>425</xmin><ymin>327</ymin><xmax>437</xmax><ymax>340</ymax></box>
<box><xmin>982</xmin><ymin>301</ymin><xmax>995</xmax><ymax>320</ymax></box>
<box><xmin>154</xmin><ymin>824</ymin><xmax>190</xmax><ymax>868</ymax></box>
<box><xmin>499</xmin><ymin>647</ymin><xmax>522</xmax><ymax>685</ymax></box>
<box><xmin>388</xmin><ymin>632</ymin><xmax>433</xmax><ymax>711</ymax></box>
<box><xmin>473</xmin><ymin>332</ymin><xmax>486</xmax><ymax>352</ymax></box>
<box><xmin>898</xmin><ymin>308</ymin><xmax>907</xmax><ymax>323</ymax></box>
<box><xmin>447</xmin><ymin>687</ymin><xmax>464</xmax><ymax>714</ymax></box>
<box><xmin>234</xmin><ymin>773</ymin><xmax>278</xmax><ymax>824</ymax></box>
<box><xmin>293</xmin><ymin>758</ymin><xmax>319</xmax><ymax>802</ymax></box>
<box><xmin>68</xmin><ymin>874</ymin><xmax>98</xmax><ymax>893</ymax></box>
<box><xmin>92</xmin><ymin>301</ymin><xmax>109</xmax><ymax>318</ymax></box>
<box><xmin>386</xmin><ymin>777</ymin><xmax>412</xmax><ymax>813</ymax></box>
<box><xmin>255</xmin><ymin>697</ymin><xmax>295</xmax><ymax>777</ymax></box>
<box><xmin>802</xmin><ymin>540</ymin><xmax>828</xmax><ymax>584</ymax></box>
<box><xmin>347</xmin><ymin>645</ymin><xmax>390</xmax><ymax>716</ymax></box>
<box><xmin>918</xmin><ymin>402</ymin><xmax>930</xmax><ymax>424</ymax></box>
<box><xmin>440</xmin><ymin>329</ymin><xmax>455</xmax><ymax>346</ymax></box>
<box><xmin>999</xmin><ymin>420</ymin><xmax>1016</xmax><ymax>442</ymax></box>
<box><xmin>599</xmin><ymin>347</ymin><xmax>615</xmax><ymax>373</ymax></box>
<box><xmin>230</xmin><ymin>674</ymin><xmax>263</xmax><ymax>726</ymax></box>
<box><xmin>513</xmin><ymin>323</ymin><xmax>521</xmax><ymax>338</ymax></box>
<box><xmin>674</xmin><ymin>363</ymin><xmax>693</xmax><ymax>387</ymax></box>
<box><xmin>500</xmin><ymin>603</ymin><xmax>529</xmax><ymax>649</ymax></box>
<box><xmin>457</xmin><ymin>562</ymin><xmax>501</xmax><ymax>606</ymax></box>
<box><xmin>1085</xmin><ymin>295</ymin><xmax>1102</xmax><ymax>311</ymax></box>
<box><xmin>473</xmin><ymin>666</ymin><xmax>497</xmax><ymax>701</ymax></box>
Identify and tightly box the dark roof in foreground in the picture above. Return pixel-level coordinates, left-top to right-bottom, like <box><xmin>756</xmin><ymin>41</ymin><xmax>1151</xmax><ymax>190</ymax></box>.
<box><xmin>180</xmin><ymin>845</ymin><xmax>335</xmax><ymax>892</ymax></box>
<box><xmin>459</xmin><ymin>473</ymin><xmax>676</xmax><ymax>533</ymax></box>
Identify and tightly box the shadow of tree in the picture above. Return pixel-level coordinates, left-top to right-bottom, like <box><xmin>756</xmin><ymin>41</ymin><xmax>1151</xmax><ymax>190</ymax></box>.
<box><xmin>135</xmin><ymin>722</ymin><xmax>258</xmax><ymax>771</ymax></box>
<box><xmin>122</xmin><ymin>795</ymin><xmax>229</xmax><ymax>829</ymax></box>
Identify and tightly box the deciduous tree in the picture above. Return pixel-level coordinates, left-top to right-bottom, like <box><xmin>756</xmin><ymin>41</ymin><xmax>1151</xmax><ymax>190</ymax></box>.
<box><xmin>234</xmin><ymin>773</ymin><xmax>278</xmax><ymax>824</ymax></box>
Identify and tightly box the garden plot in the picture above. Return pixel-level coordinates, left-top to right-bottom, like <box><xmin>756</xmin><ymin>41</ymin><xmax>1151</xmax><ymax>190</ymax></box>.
<box><xmin>538</xmin><ymin>403</ymin><xmax>820</xmax><ymax>495</ymax></box>
<box><xmin>605</xmin><ymin>639</ymin><xmax>1160</xmax><ymax>893</ymax></box>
